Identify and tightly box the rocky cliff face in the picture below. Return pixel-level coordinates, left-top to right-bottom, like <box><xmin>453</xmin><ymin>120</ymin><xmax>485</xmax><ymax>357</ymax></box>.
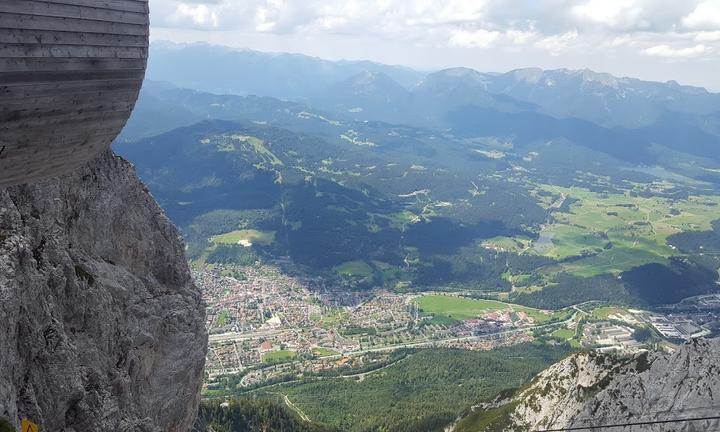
<box><xmin>506</xmin><ymin>350</ymin><xmax>646</xmax><ymax>430</ymax></box>
<box><xmin>456</xmin><ymin>339</ymin><xmax>720</xmax><ymax>432</ymax></box>
<box><xmin>570</xmin><ymin>338</ymin><xmax>720</xmax><ymax>432</ymax></box>
<box><xmin>0</xmin><ymin>151</ymin><xmax>207</xmax><ymax>431</ymax></box>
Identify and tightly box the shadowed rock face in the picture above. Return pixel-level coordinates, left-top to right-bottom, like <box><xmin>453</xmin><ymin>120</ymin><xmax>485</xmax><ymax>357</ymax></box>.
<box><xmin>0</xmin><ymin>151</ymin><xmax>207</xmax><ymax>431</ymax></box>
<box><xmin>0</xmin><ymin>0</ymin><xmax>149</xmax><ymax>188</ymax></box>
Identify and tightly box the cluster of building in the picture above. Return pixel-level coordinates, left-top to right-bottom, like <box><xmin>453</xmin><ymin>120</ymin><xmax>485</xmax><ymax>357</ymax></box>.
<box><xmin>198</xmin><ymin>262</ymin><xmax>720</xmax><ymax>390</ymax></box>
<box><xmin>453</xmin><ymin>310</ymin><xmax>536</xmax><ymax>336</ymax></box>
<box><xmin>595</xmin><ymin>308</ymin><xmax>713</xmax><ymax>341</ymax></box>
<box><xmin>437</xmin><ymin>332</ymin><xmax>534</xmax><ymax>350</ymax></box>
<box><xmin>197</xmin><ymin>264</ymin><xmax>556</xmax><ymax>388</ymax></box>
<box><xmin>581</xmin><ymin>322</ymin><xmax>645</xmax><ymax>352</ymax></box>
<box><xmin>575</xmin><ymin>303</ymin><xmax>718</xmax><ymax>354</ymax></box>
<box><xmin>645</xmin><ymin>314</ymin><xmax>710</xmax><ymax>339</ymax></box>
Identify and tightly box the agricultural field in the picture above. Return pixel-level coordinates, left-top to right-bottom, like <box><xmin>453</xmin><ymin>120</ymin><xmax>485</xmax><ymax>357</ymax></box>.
<box><xmin>414</xmin><ymin>295</ymin><xmax>559</xmax><ymax>323</ymax></box>
<box><xmin>531</xmin><ymin>184</ymin><xmax>720</xmax><ymax>277</ymax></box>
<box><xmin>551</xmin><ymin>328</ymin><xmax>575</xmax><ymax>340</ymax></box>
<box><xmin>211</xmin><ymin>229</ymin><xmax>276</xmax><ymax>247</ymax></box>
<box><xmin>481</xmin><ymin>236</ymin><xmax>533</xmax><ymax>253</ymax></box>
<box><xmin>592</xmin><ymin>306</ymin><xmax>630</xmax><ymax>320</ymax></box>
<box><xmin>262</xmin><ymin>350</ymin><xmax>298</xmax><ymax>364</ymax></box>
<box><xmin>332</xmin><ymin>260</ymin><xmax>374</xmax><ymax>277</ymax></box>
<box><xmin>312</xmin><ymin>347</ymin><xmax>340</xmax><ymax>357</ymax></box>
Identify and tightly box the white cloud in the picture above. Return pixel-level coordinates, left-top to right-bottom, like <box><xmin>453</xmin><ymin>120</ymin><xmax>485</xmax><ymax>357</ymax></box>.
<box><xmin>255</xmin><ymin>7</ymin><xmax>277</xmax><ymax>32</ymax></box>
<box><xmin>643</xmin><ymin>43</ymin><xmax>709</xmax><ymax>58</ymax></box>
<box><xmin>695</xmin><ymin>30</ymin><xmax>720</xmax><ymax>42</ymax></box>
<box><xmin>571</xmin><ymin>0</ymin><xmax>642</xmax><ymax>27</ymax></box>
<box><xmin>506</xmin><ymin>29</ymin><xmax>536</xmax><ymax>45</ymax></box>
<box><xmin>170</xmin><ymin>4</ymin><xmax>219</xmax><ymax>28</ymax></box>
<box><xmin>434</xmin><ymin>0</ymin><xmax>488</xmax><ymax>23</ymax></box>
<box><xmin>315</xmin><ymin>15</ymin><xmax>348</xmax><ymax>31</ymax></box>
<box><xmin>535</xmin><ymin>30</ymin><xmax>579</xmax><ymax>55</ymax></box>
<box><xmin>602</xmin><ymin>34</ymin><xmax>634</xmax><ymax>48</ymax></box>
<box><xmin>151</xmin><ymin>0</ymin><xmax>710</xmax><ymax>42</ymax></box>
<box><xmin>683</xmin><ymin>1</ymin><xmax>720</xmax><ymax>29</ymax></box>
<box><xmin>449</xmin><ymin>28</ymin><xmax>500</xmax><ymax>48</ymax></box>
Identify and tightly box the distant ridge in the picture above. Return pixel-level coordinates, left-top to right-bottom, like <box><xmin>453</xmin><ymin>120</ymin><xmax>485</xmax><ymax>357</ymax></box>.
<box><xmin>147</xmin><ymin>41</ymin><xmax>425</xmax><ymax>98</ymax></box>
<box><xmin>148</xmin><ymin>42</ymin><xmax>720</xmax><ymax>128</ymax></box>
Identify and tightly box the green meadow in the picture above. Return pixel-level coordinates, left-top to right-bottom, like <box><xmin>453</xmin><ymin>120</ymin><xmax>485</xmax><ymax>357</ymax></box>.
<box><xmin>591</xmin><ymin>306</ymin><xmax>629</xmax><ymax>319</ymax></box>
<box><xmin>414</xmin><ymin>295</ymin><xmax>557</xmax><ymax>323</ymax></box>
<box><xmin>551</xmin><ymin>328</ymin><xmax>575</xmax><ymax>339</ymax></box>
<box><xmin>532</xmin><ymin>185</ymin><xmax>720</xmax><ymax>277</ymax></box>
<box><xmin>333</xmin><ymin>260</ymin><xmax>374</xmax><ymax>277</ymax></box>
<box><xmin>262</xmin><ymin>350</ymin><xmax>298</xmax><ymax>364</ymax></box>
<box><xmin>312</xmin><ymin>347</ymin><xmax>340</xmax><ymax>357</ymax></box>
<box><xmin>211</xmin><ymin>229</ymin><xmax>276</xmax><ymax>246</ymax></box>
<box><xmin>309</xmin><ymin>309</ymin><xmax>348</xmax><ymax>329</ymax></box>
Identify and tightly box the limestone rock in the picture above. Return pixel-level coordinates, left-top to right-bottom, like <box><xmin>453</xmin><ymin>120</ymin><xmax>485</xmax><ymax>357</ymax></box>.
<box><xmin>458</xmin><ymin>339</ymin><xmax>720</xmax><ymax>432</ymax></box>
<box><xmin>571</xmin><ymin>338</ymin><xmax>720</xmax><ymax>431</ymax></box>
<box><xmin>0</xmin><ymin>151</ymin><xmax>207</xmax><ymax>431</ymax></box>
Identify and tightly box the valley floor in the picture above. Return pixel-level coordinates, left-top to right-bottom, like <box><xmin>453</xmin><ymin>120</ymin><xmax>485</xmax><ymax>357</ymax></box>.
<box><xmin>197</xmin><ymin>262</ymin><xmax>718</xmax><ymax>427</ymax></box>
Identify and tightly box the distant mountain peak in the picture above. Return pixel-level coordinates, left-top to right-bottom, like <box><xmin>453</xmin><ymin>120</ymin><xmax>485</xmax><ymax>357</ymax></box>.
<box><xmin>508</xmin><ymin>67</ymin><xmax>544</xmax><ymax>84</ymax></box>
<box><xmin>576</xmin><ymin>68</ymin><xmax>620</xmax><ymax>87</ymax></box>
<box><xmin>418</xmin><ymin>67</ymin><xmax>490</xmax><ymax>91</ymax></box>
<box><xmin>432</xmin><ymin>67</ymin><xmax>487</xmax><ymax>81</ymax></box>
<box><xmin>350</xmin><ymin>70</ymin><xmax>394</xmax><ymax>84</ymax></box>
<box><xmin>437</xmin><ymin>67</ymin><xmax>482</xmax><ymax>76</ymax></box>
<box><xmin>336</xmin><ymin>70</ymin><xmax>408</xmax><ymax>95</ymax></box>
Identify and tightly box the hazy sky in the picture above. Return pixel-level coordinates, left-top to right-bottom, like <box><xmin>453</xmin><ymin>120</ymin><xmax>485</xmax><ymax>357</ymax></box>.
<box><xmin>150</xmin><ymin>0</ymin><xmax>720</xmax><ymax>90</ymax></box>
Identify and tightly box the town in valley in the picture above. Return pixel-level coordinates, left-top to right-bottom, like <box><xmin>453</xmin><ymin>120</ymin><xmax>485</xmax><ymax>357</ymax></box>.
<box><xmin>198</xmin><ymin>263</ymin><xmax>720</xmax><ymax>394</ymax></box>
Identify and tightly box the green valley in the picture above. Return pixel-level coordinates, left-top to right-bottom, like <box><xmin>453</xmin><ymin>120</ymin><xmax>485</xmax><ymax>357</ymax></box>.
<box><xmin>116</xmin><ymin>54</ymin><xmax>720</xmax><ymax>431</ymax></box>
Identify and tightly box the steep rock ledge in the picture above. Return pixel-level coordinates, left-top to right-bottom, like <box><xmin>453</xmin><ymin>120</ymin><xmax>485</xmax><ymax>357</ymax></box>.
<box><xmin>570</xmin><ymin>338</ymin><xmax>720</xmax><ymax>431</ymax></box>
<box><xmin>0</xmin><ymin>151</ymin><xmax>207</xmax><ymax>431</ymax></box>
<box><xmin>455</xmin><ymin>339</ymin><xmax>720</xmax><ymax>432</ymax></box>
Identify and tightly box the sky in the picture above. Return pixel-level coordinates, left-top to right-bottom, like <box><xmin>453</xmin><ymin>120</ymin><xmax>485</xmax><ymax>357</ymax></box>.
<box><xmin>149</xmin><ymin>0</ymin><xmax>720</xmax><ymax>91</ymax></box>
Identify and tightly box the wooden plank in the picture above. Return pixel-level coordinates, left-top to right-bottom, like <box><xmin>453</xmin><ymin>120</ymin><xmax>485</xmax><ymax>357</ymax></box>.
<box><xmin>0</xmin><ymin>43</ymin><xmax>147</xmax><ymax>59</ymax></box>
<box><xmin>2</xmin><ymin>137</ymin><xmax>126</xmax><ymax>159</ymax></box>
<box><xmin>1</xmin><ymin>141</ymin><xmax>112</xmax><ymax>184</ymax></box>
<box><xmin>0</xmin><ymin>28</ymin><xmax>147</xmax><ymax>47</ymax></box>
<box><xmin>54</xmin><ymin>0</ymin><xmax>145</xmax><ymax>14</ymax></box>
<box><xmin>2</xmin><ymin>141</ymin><xmax>121</xmax><ymax>181</ymax></box>
<box><xmin>0</xmin><ymin>0</ymin><xmax>148</xmax><ymax>188</ymax></box>
<box><xmin>1</xmin><ymin>101</ymin><xmax>138</xmax><ymax>124</ymax></box>
<box><xmin>0</xmin><ymin>13</ymin><xmax>148</xmax><ymax>36</ymax></box>
<box><xmin>1</xmin><ymin>110</ymin><xmax>134</xmax><ymax>130</ymax></box>
<box><xmin>2</xmin><ymin>99</ymin><xmax>138</xmax><ymax>120</ymax></box>
<box><xmin>0</xmin><ymin>88</ymin><xmax>139</xmax><ymax>108</ymax></box>
<box><xmin>0</xmin><ymin>102</ymin><xmax>138</xmax><ymax>118</ymax></box>
<box><xmin>0</xmin><ymin>79</ymin><xmax>143</xmax><ymax>100</ymax></box>
<box><xmin>20</xmin><ymin>0</ymin><xmax>148</xmax><ymax>14</ymax></box>
<box><xmin>0</xmin><ymin>1</ymin><xmax>148</xmax><ymax>25</ymax></box>
<box><xmin>2</xmin><ymin>124</ymin><xmax>131</xmax><ymax>147</ymax></box>
<box><xmin>11</xmin><ymin>135</ymin><xmax>120</xmax><ymax>156</ymax></box>
<box><xmin>0</xmin><ymin>68</ymin><xmax>145</xmax><ymax>84</ymax></box>
<box><xmin>0</xmin><ymin>57</ymin><xmax>146</xmax><ymax>72</ymax></box>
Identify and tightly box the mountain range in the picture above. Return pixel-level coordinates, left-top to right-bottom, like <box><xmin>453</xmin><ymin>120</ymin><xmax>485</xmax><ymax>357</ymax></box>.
<box><xmin>115</xmin><ymin>43</ymin><xmax>720</xmax><ymax>310</ymax></box>
<box><xmin>148</xmin><ymin>42</ymin><xmax>720</xmax><ymax>129</ymax></box>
